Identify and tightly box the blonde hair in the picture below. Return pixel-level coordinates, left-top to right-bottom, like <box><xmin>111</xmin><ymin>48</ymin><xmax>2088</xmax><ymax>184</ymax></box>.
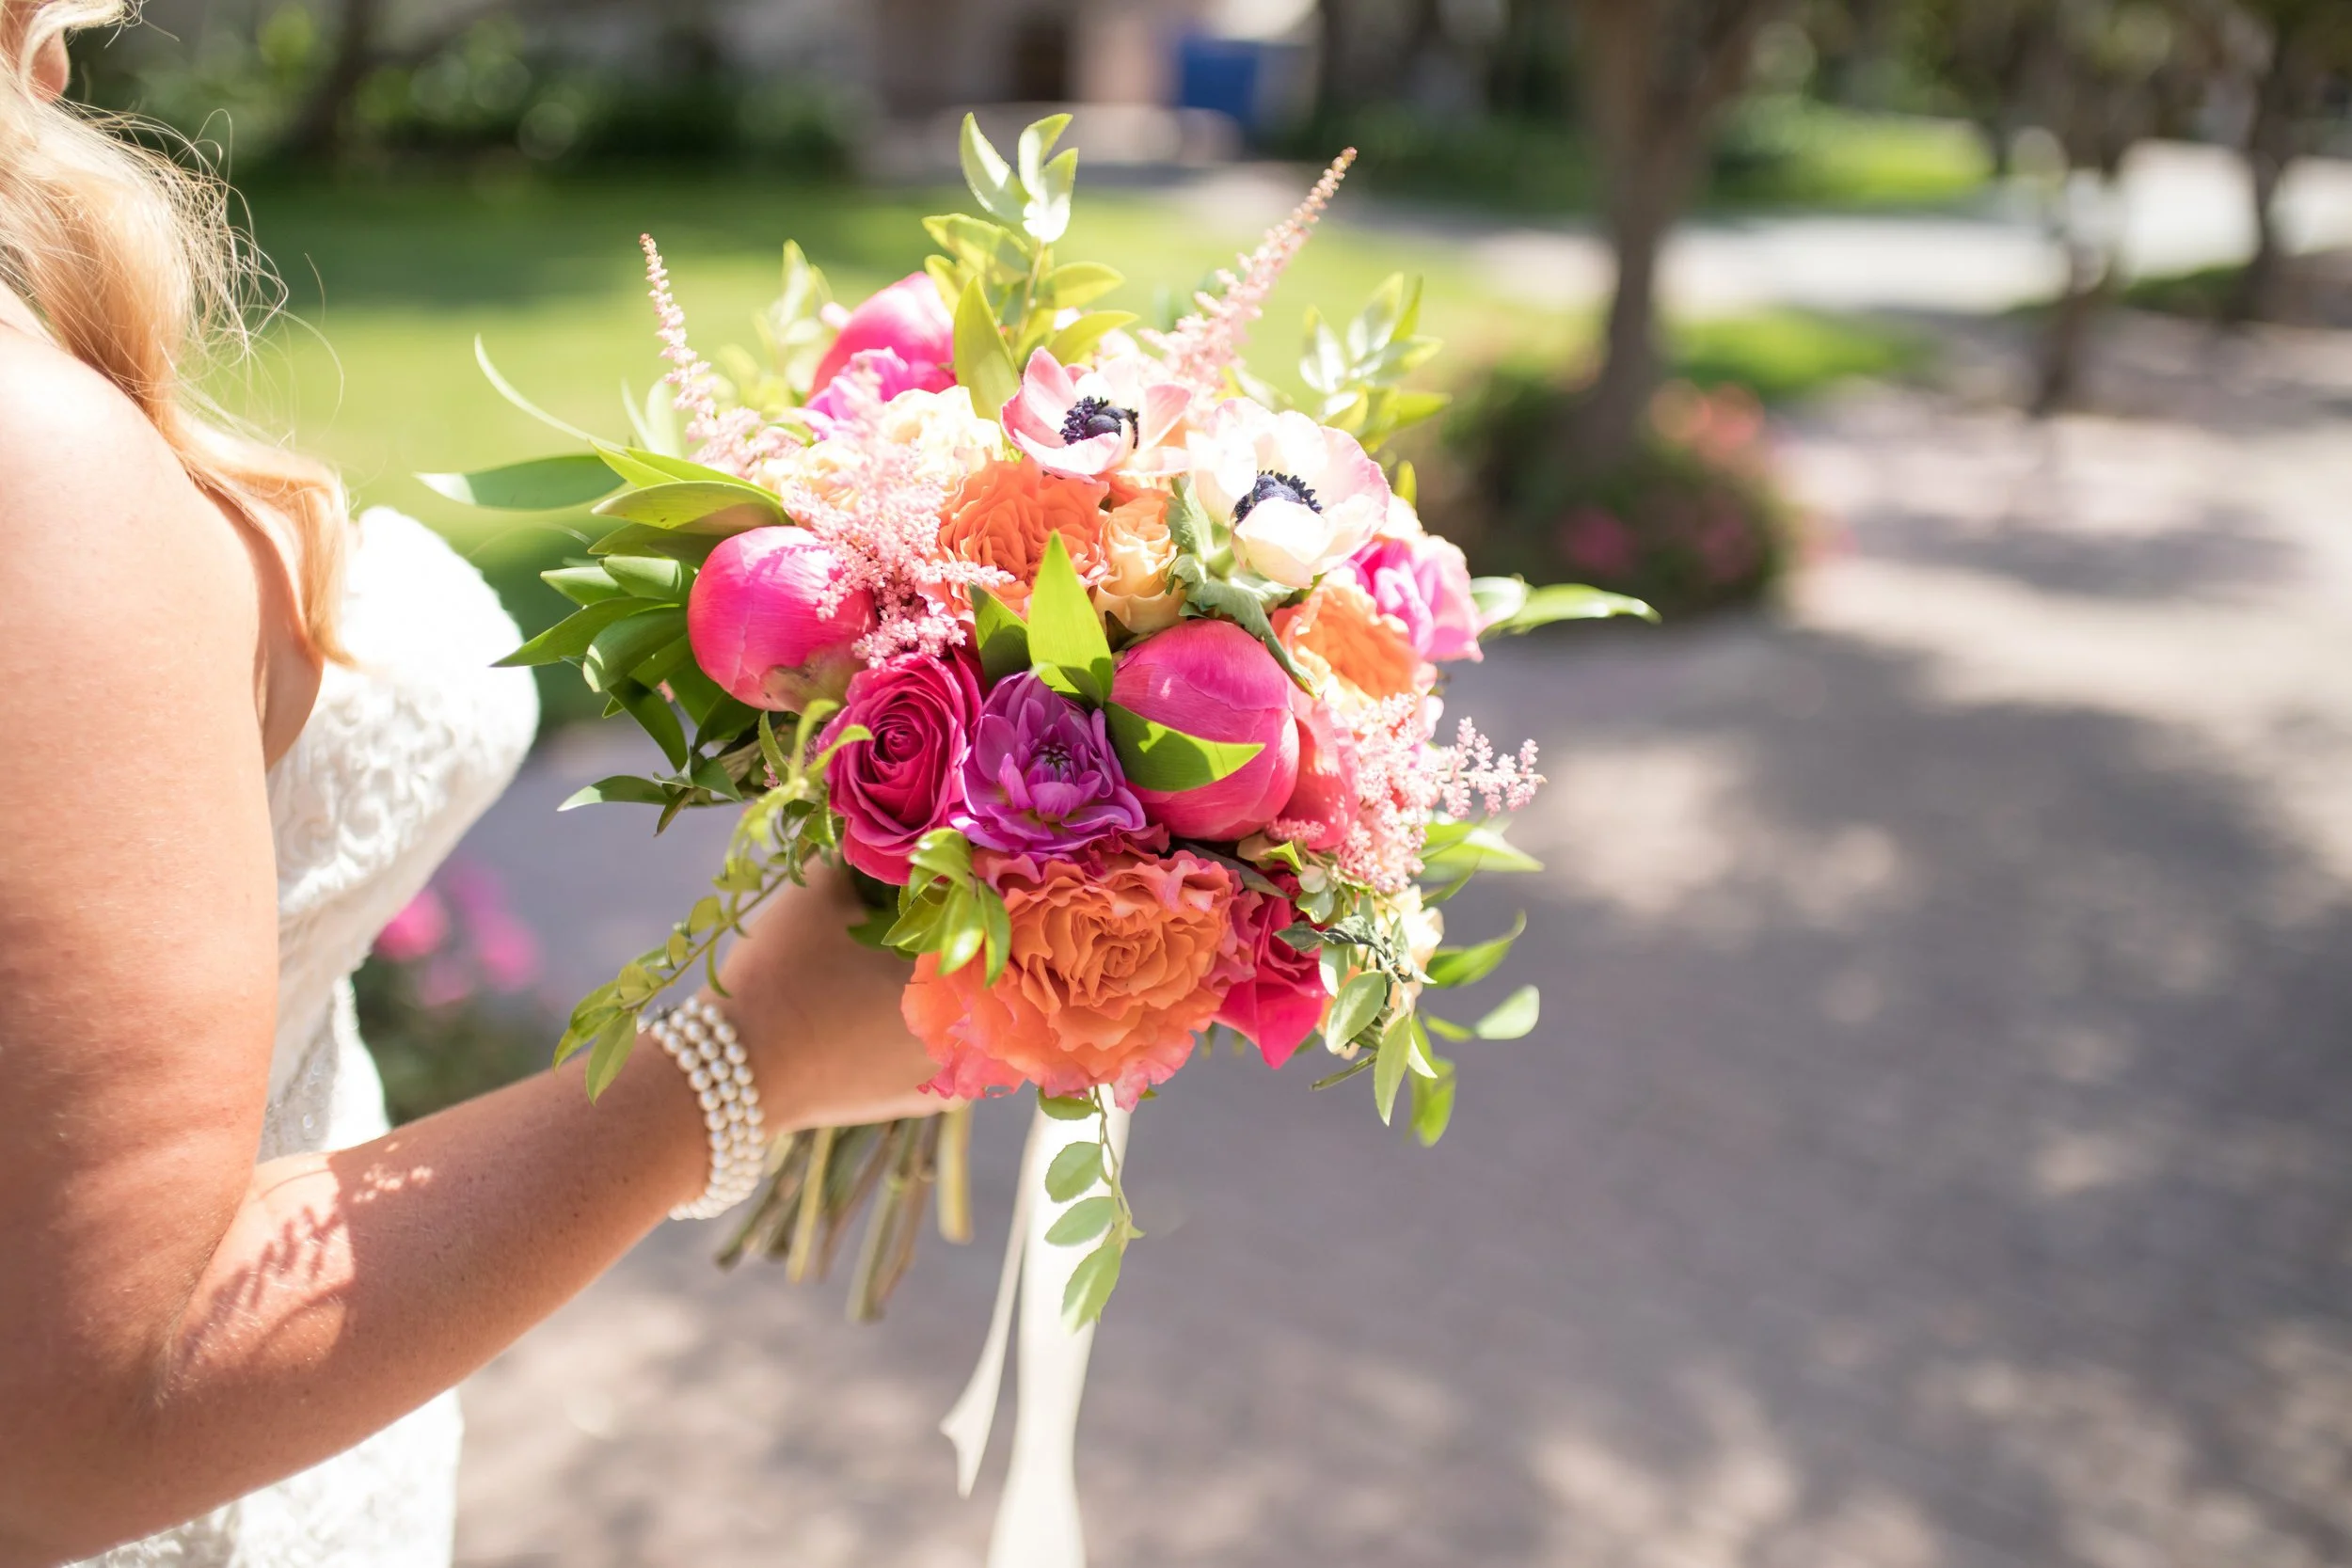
<box><xmin>1</xmin><ymin>0</ymin><xmax>348</xmax><ymax>655</ymax></box>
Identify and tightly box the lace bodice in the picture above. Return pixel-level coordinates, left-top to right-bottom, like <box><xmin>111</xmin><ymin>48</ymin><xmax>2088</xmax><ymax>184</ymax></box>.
<box><xmin>80</xmin><ymin>509</ymin><xmax>538</xmax><ymax>1568</ymax></box>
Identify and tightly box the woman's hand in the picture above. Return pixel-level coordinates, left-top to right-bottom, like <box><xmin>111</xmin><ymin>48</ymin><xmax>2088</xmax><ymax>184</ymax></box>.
<box><xmin>712</xmin><ymin>860</ymin><xmax>944</xmax><ymax>1132</ymax></box>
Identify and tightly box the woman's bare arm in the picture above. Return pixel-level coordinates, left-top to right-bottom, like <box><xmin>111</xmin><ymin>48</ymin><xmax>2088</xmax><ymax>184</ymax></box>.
<box><xmin>0</xmin><ymin>335</ymin><xmax>935</xmax><ymax>1564</ymax></box>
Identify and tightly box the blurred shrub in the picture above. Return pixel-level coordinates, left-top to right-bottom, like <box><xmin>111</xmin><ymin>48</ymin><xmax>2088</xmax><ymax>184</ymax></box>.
<box><xmin>1281</xmin><ymin>99</ymin><xmax>1987</xmax><ymax>215</ymax></box>
<box><xmin>1444</xmin><ymin>374</ymin><xmax>1800</xmax><ymax>618</ymax></box>
<box><xmin>1670</xmin><ymin>309</ymin><xmax>1930</xmax><ymax>403</ymax></box>
<box><xmin>80</xmin><ymin>10</ymin><xmax>855</xmax><ymax>176</ymax></box>
<box><xmin>357</xmin><ymin>857</ymin><xmax>551</xmax><ymax>1123</ymax></box>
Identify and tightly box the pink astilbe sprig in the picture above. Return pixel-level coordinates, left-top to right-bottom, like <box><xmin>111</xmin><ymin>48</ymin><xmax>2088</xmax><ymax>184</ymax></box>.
<box><xmin>1436</xmin><ymin>718</ymin><xmax>1544</xmax><ymax>820</ymax></box>
<box><xmin>766</xmin><ymin>370</ymin><xmax>1008</xmax><ymax>663</ymax></box>
<box><xmin>1141</xmin><ymin>149</ymin><xmax>1356</xmax><ymax>403</ymax></box>
<box><xmin>1334</xmin><ymin>692</ymin><xmax>1441</xmax><ymax>895</ymax></box>
<box><xmin>641</xmin><ymin>234</ymin><xmax>794</xmax><ymax>478</ymax></box>
<box><xmin>1323</xmin><ymin>703</ymin><xmax>1544</xmax><ymax>894</ymax></box>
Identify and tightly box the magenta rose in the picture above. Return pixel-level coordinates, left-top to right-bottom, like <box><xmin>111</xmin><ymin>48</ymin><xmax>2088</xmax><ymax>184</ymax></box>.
<box><xmin>1216</xmin><ymin>890</ymin><xmax>1327</xmax><ymax>1069</ymax></box>
<box><xmin>1110</xmin><ymin>619</ymin><xmax>1299</xmax><ymax>843</ymax></box>
<box><xmin>1330</xmin><ymin>532</ymin><xmax>1483</xmax><ymax>663</ymax></box>
<box><xmin>823</xmin><ymin>652</ymin><xmax>983</xmax><ymax>881</ymax></box>
<box><xmin>809</xmin><ymin>273</ymin><xmax>954</xmax><ymax>397</ymax></box>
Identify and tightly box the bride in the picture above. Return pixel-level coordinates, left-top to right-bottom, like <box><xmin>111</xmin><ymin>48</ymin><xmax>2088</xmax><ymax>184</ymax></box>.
<box><xmin>0</xmin><ymin>5</ymin><xmax>940</xmax><ymax>1564</ymax></box>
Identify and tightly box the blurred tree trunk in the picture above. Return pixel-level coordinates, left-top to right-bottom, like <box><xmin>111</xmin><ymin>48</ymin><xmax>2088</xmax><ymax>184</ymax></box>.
<box><xmin>2227</xmin><ymin>1</ymin><xmax>2351</xmax><ymax>325</ymax></box>
<box><xmin>1564</xmin><ymin>0</ymin><xmax>1787</xmax><ymax>466</ymax></box>
<box><xmin>282</xmin><ymin>0</ymin><xmax>383</xmax><ymax>162</ymax></box>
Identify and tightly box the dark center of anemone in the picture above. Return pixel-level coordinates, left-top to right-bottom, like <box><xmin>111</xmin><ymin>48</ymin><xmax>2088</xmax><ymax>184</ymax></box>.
<box><xmin>1232</xmin><ymin>470</ymin><xmax>1322</xmax><ymax>522</ymax></box>
<box><xmin>1059</xmin><ymin>396</ymin><xmax>1136</xmax><ymax>445</ymax></box>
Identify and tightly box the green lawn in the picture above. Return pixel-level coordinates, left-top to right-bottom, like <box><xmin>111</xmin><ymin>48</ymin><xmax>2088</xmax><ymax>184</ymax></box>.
<box><xmin>213</xmin><ymin>171</ymin><xmax>1925</xmax><ymax>724</ymax></box>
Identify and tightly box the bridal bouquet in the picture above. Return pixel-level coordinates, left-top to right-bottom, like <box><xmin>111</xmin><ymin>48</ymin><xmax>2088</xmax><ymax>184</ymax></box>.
<box><xmin>427</xmin><ymin>118</ymin><xmax>1650</xmax><ymax>1332</ymax></box>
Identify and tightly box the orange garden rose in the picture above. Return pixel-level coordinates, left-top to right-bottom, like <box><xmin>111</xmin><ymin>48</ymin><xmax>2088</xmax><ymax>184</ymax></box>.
<box><xmin>939</xmin><ymin>456</ymin><xmax>1109</xmax><ymax>610</ymax></box>
<box><xmin>1274</xmin><ymin>580</ymin><xmax>1430</xmax><ymax>705</ymax></box>
<box><xmin>903</xmin><ymin>847</ymin><xmax>1248</xmax><ymax>1106</ymax></box>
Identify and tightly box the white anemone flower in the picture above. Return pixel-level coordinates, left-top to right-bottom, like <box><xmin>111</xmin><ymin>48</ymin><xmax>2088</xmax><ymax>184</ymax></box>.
<box><xmin>1187</xmin><ymin>400</ymin><xmax>1389</xmax><ymax>589</ymax></box>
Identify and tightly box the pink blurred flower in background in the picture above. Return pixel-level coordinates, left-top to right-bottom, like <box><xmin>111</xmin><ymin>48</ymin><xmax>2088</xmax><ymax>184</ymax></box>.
<box><xmin>1558</xmin><ymin>507</ymin><xmax>1636</xmax><ymax>579</ymax></box>
<box><xmin>373</xmin><ymin>858</ymin><xmax>542</xmax><ymax>1008</ymax></box>
<box><xmin>373</xmin><ymin>887</ymin><xmax>449</xmax><ymax>964</ymax></box>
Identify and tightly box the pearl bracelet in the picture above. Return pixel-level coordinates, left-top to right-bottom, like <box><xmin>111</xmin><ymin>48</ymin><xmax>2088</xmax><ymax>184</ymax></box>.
<box><xmin>648</xmin><ymin>995</ymin><xmax>768</xmax><ymax>1221</ymax></box>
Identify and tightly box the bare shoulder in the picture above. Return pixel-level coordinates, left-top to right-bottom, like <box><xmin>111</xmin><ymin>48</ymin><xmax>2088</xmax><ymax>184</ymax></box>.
<box><xmin>0</xmin><ymin>329</ymin><xmax>256</xmax><ymax>659</ymax></box>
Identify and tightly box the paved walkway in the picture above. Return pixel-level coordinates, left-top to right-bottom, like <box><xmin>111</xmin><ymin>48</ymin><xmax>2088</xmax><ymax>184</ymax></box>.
<box><xmin>444</xmin><ymin>313</ymin><xmax>2352</xmax><ymax>1566</ymax></box>
<box><xmin>1178</xmin><ymin>140</ymin><xmax>2352</xmax><ymax>318</ymax></box>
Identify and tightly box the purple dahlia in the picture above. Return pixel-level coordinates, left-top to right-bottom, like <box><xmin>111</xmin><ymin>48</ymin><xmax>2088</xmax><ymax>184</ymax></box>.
<box><xmin>953</xmin><ymin>673</ymin><xmax>1146</xmax><ymax>856</ymax></box>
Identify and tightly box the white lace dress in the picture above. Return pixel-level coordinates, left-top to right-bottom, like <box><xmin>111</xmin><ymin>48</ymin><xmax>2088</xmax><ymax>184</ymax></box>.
<box><xmin>79</xmin><ymin>509</ymin><xmax>540</xmax><ymax>1568</ymax></box>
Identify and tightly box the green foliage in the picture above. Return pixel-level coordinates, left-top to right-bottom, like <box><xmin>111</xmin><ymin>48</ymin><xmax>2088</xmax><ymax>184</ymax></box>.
<box><xmin>1300</xmin><ymin>274</ymin><xmax>1450</xmax><ymax>452</ymax></box>
<box><xmin>1670</xmin><ymin>310</ymin><xmax>1931</xmax><ymax>404</ymax></box>
<box><xmin>881</xmin><ymin>830</ymin><xmax>1011</xmax><ymax>985</ymax></box>
<box><xmin>1026</xmin><ymin>533</ymin><xmax>1116</xmax><ymax>705</ymax></box>
<box><xmin>1102</xmin><ymin>705</ymin><xmax>1263</xmax><ymax>793</ymax></box>
<box><xmin>1042</xmin><ymin>1093</ymin><xmax>1143</xmax><ymax>1331</ymax></box>
<box><xmin>419</xmin><ymin>453</ymin><xmax>621</xmax><ymax>510</ymax></box>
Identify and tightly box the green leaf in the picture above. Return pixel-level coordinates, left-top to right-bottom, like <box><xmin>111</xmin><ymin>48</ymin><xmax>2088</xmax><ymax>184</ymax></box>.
<box><xmin>496</xmin><ymin>598</ymin><xmax>642</xmax><ymax>667</ymax></box>
<box><xmin>475</xmin><ymin>337</ymin><xmax>599</xmax><ymax>445</ymax></box>
<box><xmin>1061</xmin><ymin>1235</ymin><xmax>1123</xmax><ymax>1329</ymax></box>
<box><xmin>954</xmin><ymin>277</ymin><xmax>1022</xmax><ymax>421</ymax></box>
<box><xmin>924</xmin><ymin>213</ymin><xmax>1030</xmax><ymax>286</ymax></box>
<box><xmin>587</xmin><ymin>524</ymin><xmax>723</xmax><ymax>564</ymax></box>
<box><xmin>581</xmin><ymin>1011</ymin><xmax>638</xmax><ymax>1100</ymax></box>
<box><xmin>1043</xmin><ymin>261</ymin><xmax>1124</xmax><ymax>309</ymax></box>
<box><xmin>1044</xmin><ymin>1142</ymin><xmax>1104</xmax><ymax>1202</ymax></box>
<box><xmin>1418</xmin><ymin>823</ymin><xmax>1543</xmax><ymax>879</ymax></box>
<box><xmin>560</xmin><ymin>774</ymin><xmax>674</xmax><ymax>811</ymax></box>
<box><xmin>419</xmin><ymin>453</ymin><xmax>619</xmax><ymax>511</ymax></box>
<box><xmin>610</xmin><ymin>679</ymin><xmax>690</xmax><ymax>770</ymax></box>
<box><xmin>1470</xmin><ymin>576</ymin><xmax>1528</xmax><ymax>626</ymax></box>
<box><xmin>1405</xmin><ymin>1015</ymin><xmax>1441</xmax><ymax>1079</ymax></box>
<box><xmin>1039</xmin><ymin>1092</ymin><xmax>1097</xmax><ymax>1121</ymax></box>
<box><xmin>1017</xmin><ymin>113</ymin><xmax>1071</xmax><ymax>196</ymax></box>
<box><xmin>1425</xmin><ymin>912</ymin><xmax>1526</xmax><ymax>989</ymax></box>
<box><xmin>1164</xmin><ymin>476</ymin><xmax>1213</xmax><ymax>560</ymax></box>
<box><xmin>1422</xmin><ymin>1013</ymin><xmax>1471</xmax><ymax>1041</ymax></box>
<box><xmin>542</xmin><ymin>564</ymin><xmax>625</xmax><ymax>605</ymax></box>
<box><xmin>959</xmin><ymin>113</ymin><xmax>1025</xmax><ymax>225</ymax></box>
<box><xmin>1045</xmin><ymin>1194</ymin><xmax>1116</xmax><ymax>1246</ymax></box>
<box><xmin>970</xmin><ymin>587</ymin><xmax>1032</xmax><ymax>686</ymax></box>
<box><xmin>623</xmin><ymin>378</ymin><xmax>684</xmax><ymax>457</ymax></box>
<box><xmin>1409</xmin><ymin>1061</ymin><xmax>1457</xmax><ymax>1147</ymax></box>
<box><xmin>592</xmin><ymin>480</ymin><xmax>783</xmax><ymax>531</ymax></box>
<box><xmin>883</xmin><ymin>886</ymin><xmax>951</xmax><ymax>952</ymax></box>
<box><xmin>1373</xmin><ymin>1009</ymin><xmax>1413</xmax><ymax>1124</ymax></box>
<box><xmin>935</xmin><ymin>887</ymin><xmax>987</xmax><ymax>976</ymax></box>
<box><xmin>909</xmin><ymin>827</ymin><xmax>975</xmax><ymax>884</ymax></box>
<box><xmin>1026</xmin><ymin>532</ymin><xmax>1113</xmax><ymax>705</ymax></box>
<box><xmin>978</xmin><ymin>882</ymin><xmax>1012</xmax><ymax>985</ymax></box>
<box><xmin>1102</xmin><ymin>703</ymin><xmax>1262</xmax><ymax>792</ymax></box>
<box><xmin>1489</xmin><ymin>581</ymin><xmax>1661</xmax><ymax>633</ymax></box>
<box><xmin>582</xmin><ymin>608</ymin><xmax>689</xmax><ymax>693</ymax></box>
<box><xmin>1046</xmin><ymin>309</ymin><xmax>1137</xmax><ymax>366</ymax></box>
<box><xmin>1474</xmin><ymin>985</ymin><xmax>1541</xmax><ymax>1040</ymax></box>
<box><xmin>595</xmin><ymin>444</ymin><xmax>762</xmax><ymax>490</ymax></box>
<box><xmin>1323</xmin><ymin>970</ymin><xmax>1389</xmax><ymax>1049</ymax></box>
<box><xmin>601</xmin><ymin>555</ymin><xmax>689</xmax><ymax>602</ymax></box>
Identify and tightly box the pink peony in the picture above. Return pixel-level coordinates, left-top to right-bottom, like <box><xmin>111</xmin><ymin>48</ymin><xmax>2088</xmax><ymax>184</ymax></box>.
<box><xmin>1215</xmin><ymin>889</ymin><xmax>1328</xmax><ymax>1069</ymax></box>
<box><xmin>1001</xmin><ymin>349</ymin><xmax>1191</xmax><ymax>481</ymax></box>
<box><xmin>803</xmin><ymin>347</ymin><xmax>954</xmax><ymax>431</ymax></box>
<box><xmin>1330</xmin><ymin>531</ymin><xmax>1483</xmax><ymax>663</ymax></box>
<box><xmin>1274</xmin><ymin>689</ymin><xmax>1359</xmax><ymax>852</ymax></box>
<box><xmin>688</xmin><ymin>528</ymin><xmax>876</xmax><ymax>711</ymax></box>
<box><xmin>823</xmin><ymin>652</ymin><xmax>984</xmax><ymax>882</ymax></box>
<box><xmin>809</xmin><ymin>273</ymin><xmax>954</xmax><ymax>397</ymax></box>
<box><xmin>1110</xmin><ymin>619</ymin><xmax>1299</xmax><ymax>842</ymax></box>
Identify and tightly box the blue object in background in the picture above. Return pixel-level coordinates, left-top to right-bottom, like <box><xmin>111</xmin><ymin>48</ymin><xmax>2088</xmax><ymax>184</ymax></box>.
<box><xmin>1177</xmin><ymin>34</ymin><xmax>1263</xmax><ymax>138</ymax></box>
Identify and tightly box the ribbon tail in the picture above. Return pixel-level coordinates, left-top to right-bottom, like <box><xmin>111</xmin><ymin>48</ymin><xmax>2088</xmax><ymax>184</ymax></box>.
<box><xmin>939</xmin><ymin>1109</ymin><xmax>1044</xmax><ymax>1497</ymax></box>
<box><xmin>988</xmin><ymin>1101</ymin><xmax>1131</xmax><ymax>1568</ymax></box>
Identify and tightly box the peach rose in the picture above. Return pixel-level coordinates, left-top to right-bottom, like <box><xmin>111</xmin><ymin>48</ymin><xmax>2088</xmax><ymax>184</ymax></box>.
<box><xmin>903</xmin><ymin>847</ymin><xmax>1248</xmax><ymax>1107</ymax></box>
<box><xmin>939</xmin><ymin>456</ymin><xmax>1109</xmax><ymax>611</ymax></box>
<box><xmin>1274</xmin><ymin>580</ymin><xmax>1431</xmax><ymax>705</ymax></box>
<box><xmin>1091</xmin><ymin>492</ymin><xmax>1184</xmax><ymax>635</ymax></box>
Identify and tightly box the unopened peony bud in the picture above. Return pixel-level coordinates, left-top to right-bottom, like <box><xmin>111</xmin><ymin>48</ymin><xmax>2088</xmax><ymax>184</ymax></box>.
<box><xmin>809</xmin><ymin>273</ymin><xmax>953</xmax><ymax>396</ymax></box>
<box><xmin>1111</xmin><ymin>619</ymin><xmax>1299</xmax><ymax>841</ymax></box>
<box><xmin>687</xmin><ymin>528</ymin><xmax>875</xmax><ymax>711</ymax></box>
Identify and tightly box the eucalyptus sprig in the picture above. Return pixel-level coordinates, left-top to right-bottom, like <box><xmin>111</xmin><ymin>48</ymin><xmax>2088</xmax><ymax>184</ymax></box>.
<box><xmin>552</xmin><ymin>705</ymin><xmax>866</xmax><ymax>1098</ymax></box>
<box><xmin>1038</xmin><ymin>1089</ymin><xmax>1143</xmax><ymax>1329</ymax></box>
<box><xmin>930</xmin><ymin>114</ymin><xmax>1137</xmax><ymax>420</ymax></box>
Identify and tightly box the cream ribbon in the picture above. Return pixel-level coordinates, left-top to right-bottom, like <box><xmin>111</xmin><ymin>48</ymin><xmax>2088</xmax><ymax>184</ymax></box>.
<box><xmin>940</xmin><ymin>1101</ymin><xmax>1132</xmax><ymax>1568</ymax></box>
